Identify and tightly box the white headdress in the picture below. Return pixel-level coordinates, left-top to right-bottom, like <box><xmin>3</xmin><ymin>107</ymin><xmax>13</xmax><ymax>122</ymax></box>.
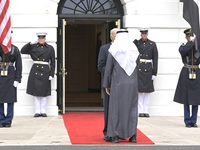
<box><xmin>108</xmin><ymin>30</ymin><xmax>139</xmax><ymax>76</ymax></box>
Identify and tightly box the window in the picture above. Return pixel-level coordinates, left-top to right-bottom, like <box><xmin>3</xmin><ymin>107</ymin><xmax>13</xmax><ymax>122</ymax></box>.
<box><xmin>62</xmin><ymin>0</ymin><xmax>119</xmax><ymax>15</ymax></box>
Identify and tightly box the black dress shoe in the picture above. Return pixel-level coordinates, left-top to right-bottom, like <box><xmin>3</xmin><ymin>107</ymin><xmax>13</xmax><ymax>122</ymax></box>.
<box><xmin>40</xmin><ymin>113</ymin><xmax>47</xmax><ymax>117</ymax></box>
<box><xmin>129</xmin><ymin>135</ymin><xmax>137</xmax><ymax>143</ymax></box>
<box><xmin>111</xmin><ymin>136</ymin><xmax>119</xmax><ymax>143</ymax></box>
<box><xmin>185</xmin><ymin>123</ymin><xmax>192</xmax><ymax>128</ymax></box>
<box><xmin>139</xmin><ymin>113</ymin><xmax>144</xmax><ymax>117</ymax></box>
<box><xmin>3</xmin><ymin>123</ymin><xmax>11</xmax><ymax>127</ymax></box>
<box><xmin>34</xmin><ymin>113</ymin><xmax>40</xmax><ymax>117</ymax></box>
<box><xmin>106</xmin><ymin>136</ymin><xmax>119</xmax><ymax>143</ymax></box>
<box><xmin>118</xmin><ymin>137</ymin><xmax>126</xmax><ymax>140</ymax></box>
<box><xmin>106</xmin><ymin>137</ymin><xmax>112</xmax><ymax>142</ymax></box>
<box><xmin>144</xmin><ymin>113</ymin><xmax>150</xmax><ymax>117</ymax></box>
<box><xmin>191</xmin><ymin>123</ymin><xmax>198</xmax><ymax>128</ymax></box>
<box><xmin>0</xmin><ymin>123</ymin><xmax>3</xmax><ymax>128</ymax></box>
<box><xmin>103</xmin><ymin>135</ymin><xmax>109</xmax><ymax>140</ymax></box>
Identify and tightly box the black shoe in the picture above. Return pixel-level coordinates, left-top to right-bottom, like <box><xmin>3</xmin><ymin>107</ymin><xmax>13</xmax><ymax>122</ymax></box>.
<box><xmin>34</xmin><ymin>113</ymin><xmax>40</xmax><ymax>117</ymax></box>
<box><xmin>139</xmin><ymin>113</ymin><xmax>145</xmax><ymax>117</ymax></box>
<box><xmin>185</xmin><ymin>123</ymin><xmax>192</xmax><ymax>128</ymax></box>
<box><xmin>118</xmin><ymin>137</ymin><xmax>126</xmax><ymax>140</ymax></box>
<box><xmin>3</xmin><ymin>123</ymin><xmax>11</xmax><ymax>127</ymax></box>
<box><xmin>103</xmin><ymin>135</ymin><xmax>109</xmax><ymax>141</ymax></box>
<box><xmin>0</xmin><ymin>123</ymin><xmax>3</xmax><ymax>128</ymax></box>
<box><xmin>191</xmin><ymin>123</ymin><xmax>198</xmax><ymax>128</ymax></box>
<box><xmin>111</xmin><ymin>136</ymin><xmax>119</xmax><ymax>143</ymax></box>
<box><xmin>144</xmin><ymin>113</ymin><xmax>150</xmax><ymax>117</ymax></box>
<box><xmin>106</xmin><ymin>137</ymin><xmax>112</xmax><ymax>142</ymax></box>
<box><xmin>40</xmin><ymin>113</ymin><xmax>47</xmax><ymax>117</ymax></box>
<box><xmin>129</xmin><ymin>135</ymin><xmax>137</xmax><ymax>143</ymax></box>
<box><xmin>106</xmin><ymin>136</ymin><xmax>119</xmax><ymax>143</ymax></box>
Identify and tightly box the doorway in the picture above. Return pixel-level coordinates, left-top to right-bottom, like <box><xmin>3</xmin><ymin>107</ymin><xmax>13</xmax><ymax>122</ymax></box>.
<box><xmin>65</xmin><ymin>21</ymin><xmax>116</xmax><ymax>107</ymax></box>
<box><xmin>57</xmin><ymin>0</ymin><xmax>124</xmax><ymax>113</ymax></box>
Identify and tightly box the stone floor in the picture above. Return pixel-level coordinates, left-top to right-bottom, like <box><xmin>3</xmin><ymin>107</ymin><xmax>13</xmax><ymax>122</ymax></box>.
<box><xmin>0</xmin><ymin>115</ymin><xmax>200</xmax><ymax>146</ymax></box>
<box><xmin>138</xmin><ymin>116</ymin><xmax>200</xmax><ymax>145</ymax></box>
<box><xmin>0</xmin><ymin>116</ymin><xmax>70</xmax><ymax>145</ymax></box>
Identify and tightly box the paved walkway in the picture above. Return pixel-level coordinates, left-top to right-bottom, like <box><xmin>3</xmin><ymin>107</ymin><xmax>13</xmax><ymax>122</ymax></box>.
<box><xmin>138</xmin><ymin>116</ymin><xmax>200</xmax><ymax>145</ymax></box>
<box><xmin>0</xmin><ymin>116</ymin><xmax>70</xmax><ymax>145</ymax></box>
<box><xmin>0</xmin><ymin>115</ymin><xmax>200</xmax><ymax>146</ymax></box>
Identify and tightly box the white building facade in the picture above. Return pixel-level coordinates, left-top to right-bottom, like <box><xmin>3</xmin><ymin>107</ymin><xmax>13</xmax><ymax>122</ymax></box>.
<box><xmin>10</xmin><ymin>0</ymin><xmax>199</xmax><ymax>116</ymax></box>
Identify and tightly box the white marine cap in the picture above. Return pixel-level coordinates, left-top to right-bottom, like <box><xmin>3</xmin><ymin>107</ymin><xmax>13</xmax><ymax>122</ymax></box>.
<box><xmin>139</xmin><ymin>27</ymin><xmax>149</xmax><ymax>34</ymax></box>
<box><xmin>36</xmin><ymin>32</ymin><xmax>47</xmax><ymax>38</ymax></box>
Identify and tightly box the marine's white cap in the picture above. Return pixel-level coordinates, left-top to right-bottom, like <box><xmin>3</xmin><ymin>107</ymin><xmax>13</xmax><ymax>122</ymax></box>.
<box><xmin>139</xmin><ymin>27</ymin><xmax>149</xmax><ymax>34</ymax></box>
<box><xmin>36</xmin><ymin>32</ymin><xmax>47</xmax><ymax>37</ymax></box>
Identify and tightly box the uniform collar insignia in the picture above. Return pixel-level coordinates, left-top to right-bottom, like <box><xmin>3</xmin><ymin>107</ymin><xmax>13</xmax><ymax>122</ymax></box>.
<box><xmin>37</xmin><ymin>42</ymin><xmax>48</xmax><ymax>48</ymax></box>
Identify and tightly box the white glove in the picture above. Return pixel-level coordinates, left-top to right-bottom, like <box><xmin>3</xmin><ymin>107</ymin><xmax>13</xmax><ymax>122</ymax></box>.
<box><xmin>190</xmin><ymin>36</ymin><xmax>195</xmax><ymax>41</ymax></box>
<box><xmin>49</xmin><ymin>76</ymin><xmax>53</xmax><ymax>80</ymax></box>
<box><xmin>30</xmin><ymin>40</ymin><xmax>37</xmax><ymax>45</ymax></box>
<box><xmin>190</xmin><ymin>34</ymin><xmax>196</xmax><ymax>41</ymax></box>
<box><xmin>13</xmin><ymin>81</ymin><xmax>19</xmax><ymax>87</ymax></box>
<box><xmin>152</xmin><ymin>75</ymin><xmax>156</xmax><ymax>80</ymax></box>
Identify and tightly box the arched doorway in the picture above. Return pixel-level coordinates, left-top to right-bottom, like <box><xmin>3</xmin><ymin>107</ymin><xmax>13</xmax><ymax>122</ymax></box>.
<box><xmin>57</xmin><ymin>0</ymin><xmax>124</xmax><ymax>113</ymax></box>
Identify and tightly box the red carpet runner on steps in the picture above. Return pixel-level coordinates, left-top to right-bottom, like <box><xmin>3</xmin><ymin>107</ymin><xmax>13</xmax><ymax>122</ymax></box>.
<box><xmin>62</xmin><ymin>112</ymin><xmax>154</xmax><ymax>144</ymax></box>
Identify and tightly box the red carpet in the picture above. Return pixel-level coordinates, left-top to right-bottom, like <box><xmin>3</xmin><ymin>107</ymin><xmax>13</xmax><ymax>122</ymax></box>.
<box><xmin>62</xmin><ymin>112</ymin><xmax>154</xmax><ymax>144</ymax></box>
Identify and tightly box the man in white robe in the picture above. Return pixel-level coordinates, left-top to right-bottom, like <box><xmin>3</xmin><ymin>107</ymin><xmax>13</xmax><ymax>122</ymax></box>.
<box><xmin>103</xmin><ymin>29</ymin><xmax>139</xmax><ymax>143</ymax></box>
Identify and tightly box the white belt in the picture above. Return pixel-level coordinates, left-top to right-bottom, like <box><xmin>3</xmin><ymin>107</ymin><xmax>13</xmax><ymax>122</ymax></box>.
<box><xmin>140</xmin><ymin>59</ymin><xmax>152</xmax><ymax>63</ymax></box>
<box><xmin>34</xmin><ymin>61</ymin><xmax>49</xmax><ymax>65</ymax></box>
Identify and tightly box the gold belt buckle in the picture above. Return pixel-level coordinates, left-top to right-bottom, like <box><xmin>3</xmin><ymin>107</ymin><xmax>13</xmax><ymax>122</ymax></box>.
<box><xmin>1</xmin><ymin>70</ymin><xmax>8</xmax><ymax>76</ymax></box>
<box><xmin>189</xmin><ymin>73</ymin><xmax>196</xmax><ymax>79</ymax></box>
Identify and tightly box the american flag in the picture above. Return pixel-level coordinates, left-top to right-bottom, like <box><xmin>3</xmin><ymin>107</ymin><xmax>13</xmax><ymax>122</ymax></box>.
<box><xmin>0</xmin><ymin>0</ymin><xmax>12</xmax><ymax>54</ymax></box>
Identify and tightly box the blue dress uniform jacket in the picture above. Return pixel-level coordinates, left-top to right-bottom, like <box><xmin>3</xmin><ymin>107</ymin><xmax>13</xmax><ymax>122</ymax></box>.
<box><xmin>174</xmin><ymin>41</ymin><xmax>200</xmax><ymax>105</ymax></box>
<box><xmin>21</xmin><ymin>42</ymin><xmax>55</xmax><ymax>96</ymax></box>
<box><xmin>134</xmin><ymin>39</ymin><xmax>158</xmax><ymax>93</ymax></box>
<box><xmin>0</xmin><ymin>45</ymin><xmax>22</xmax><ymax>103</ymax></box>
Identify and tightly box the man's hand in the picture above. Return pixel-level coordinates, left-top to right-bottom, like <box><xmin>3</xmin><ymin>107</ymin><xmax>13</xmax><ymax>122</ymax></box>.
<box><xmin>190</xmin><ymin>34</ymin><xmax>196</xmax><ymax>42</ymax></box>
<box><xmin>30</xmin><ymin>40</ymin><xmax>37</xmax><ymax>45</ymax></box>
<box><xmin>105</xmin><ymin>88</ymin><xmax>110</xmax><ymax>95</ymax></box>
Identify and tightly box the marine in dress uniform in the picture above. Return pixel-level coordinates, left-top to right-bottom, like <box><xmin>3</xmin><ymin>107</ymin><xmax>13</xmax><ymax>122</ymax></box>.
<box><xmin>97</xmin><ymin>28</ymin><xmax>118</xmax><ymax>141</ymax></box>
<box><xmin>0</xmin><ymin>41</ymin><xmax>22</xmax><ymax>127</ymax></box>
<box><xmin>174</xmin><ymin>29</ymin><xmax>199</xmax><ymax>128</ymax></box>
<box><xmin>21</xmin><ymin>32</ymin><xmax>55</xmax><ymax>117</ymax></box>
<box><xmin>134</xmin><ymin>28</ymin><xmax>158</xmax><ymax>117</ymax></box>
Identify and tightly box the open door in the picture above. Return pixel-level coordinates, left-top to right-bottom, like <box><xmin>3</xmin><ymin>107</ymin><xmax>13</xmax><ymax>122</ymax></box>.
<box><xmin>57</xmin><ymin>19</ymin><xmax>67</xmax><ymax>114</ymax></box>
